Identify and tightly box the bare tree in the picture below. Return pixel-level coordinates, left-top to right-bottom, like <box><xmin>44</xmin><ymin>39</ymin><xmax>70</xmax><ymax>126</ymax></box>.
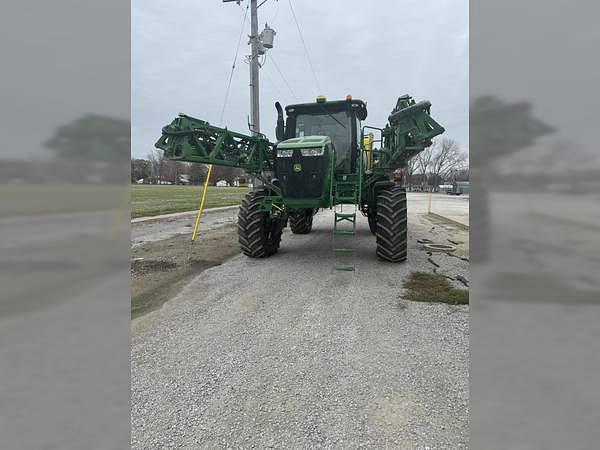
<box><xmin>161</xmin><ymin>160</ymin><xmax>188</xmax><ymax>183</ymax></box>
<box><xmin>411</xmin><ymin>138</ymin><xmax>468</xmax><ymax>190</ymax></box>
<box><xmin>146</xmin><ymin>149</ymin><xmax>165</xmax><ymax>183</ymax></box>
<box><xmin>211</xmin><ymin>166</ymin><xmax>243</xmax><ymax>186</ymax></box>
<box><xmin>187</xmin><ymin>163</ymin><xmax>209</xmax><ymax>185</ymax></box>
<box><xmin>452</xmin><ymin>167</ymin><xmax>470</xmax><ymax>181</ymax></box>
<box><xmin>144</xmin><ymin>152</ymin><xmax>211</xmax><ymax>184</ymax></box>
<box><xmin>415</xmin><ymin>146</ymin><xmax>434</xmax><ymax>190</ymax></box>
<box><xmin>131</xmin><ymin>158</ymin><xmax>151</xmax><ymax>183</ymax></box>
<box><xmin>430</xmin><ymin>138</ymin><xmax>467</xmax><ymax>187</ymax></box>
<box><xmin>404</xmin><ymin>155</ymin><xmax>419</xmax><ymax>188</ymax></box>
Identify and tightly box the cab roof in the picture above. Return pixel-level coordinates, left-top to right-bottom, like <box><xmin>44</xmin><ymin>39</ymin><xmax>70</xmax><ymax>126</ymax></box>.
<box><xmin>277</xmin><ymin>135</ymin><xmax>331</xmax><ymax>148</ymax></box>
<box><xmin>284</xmin><ymin>98</ymin><xmax>367</xmax><ymax>121</ymax></box>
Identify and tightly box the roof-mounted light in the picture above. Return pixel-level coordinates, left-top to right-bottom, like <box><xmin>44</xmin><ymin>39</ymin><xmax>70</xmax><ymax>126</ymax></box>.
<box><xmin>316</xmin><ymin>95</ymin><xmax>326</xmax><ymax>103</ymax></box>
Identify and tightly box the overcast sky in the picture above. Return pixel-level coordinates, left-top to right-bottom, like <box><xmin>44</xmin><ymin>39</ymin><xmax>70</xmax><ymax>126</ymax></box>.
<box><xmin>2</xmin><ymin>1</ymin><xmax>129</xmax><ymax>160</ymax></box>
<box><xmin>132</xmin><ymin>0</ymin><xmax>468</xmax><ymax>158</ymax></box>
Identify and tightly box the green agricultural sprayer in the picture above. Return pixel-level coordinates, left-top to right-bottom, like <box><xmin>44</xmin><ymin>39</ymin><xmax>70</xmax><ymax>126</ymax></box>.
<box><xmin>155</xmin><ymin>94</ymin><xmax>444</xmax><ymax>267</ymax></box>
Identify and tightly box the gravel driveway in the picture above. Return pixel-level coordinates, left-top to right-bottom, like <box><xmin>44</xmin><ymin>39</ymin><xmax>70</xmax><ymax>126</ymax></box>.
<box><xmin>131</xmin><ymin>206</ymin><xmax>469</xmax><ymax>448</ymax></box>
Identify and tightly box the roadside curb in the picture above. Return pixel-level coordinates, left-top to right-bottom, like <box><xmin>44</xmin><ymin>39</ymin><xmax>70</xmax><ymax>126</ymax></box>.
<box><xmin>131</xmin><ymin>205</ymin><xmax>240</xmax><ymax>223</ymax></box>
<box><xmin>427</xmin><ymin>212</ymin><xmax>469</xmax><ymax>230</ymax></box>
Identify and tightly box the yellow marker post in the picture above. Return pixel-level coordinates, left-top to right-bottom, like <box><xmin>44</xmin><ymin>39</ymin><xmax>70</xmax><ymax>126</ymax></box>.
<box><xmin>191</xmin><ymin>164</ymin><xmax>213</xmax><ymax>242</ymax></box>
<box><xmin>428</xmin><ymin>191</ymin><xmax>432</xmax><ymax>214</ymax></box>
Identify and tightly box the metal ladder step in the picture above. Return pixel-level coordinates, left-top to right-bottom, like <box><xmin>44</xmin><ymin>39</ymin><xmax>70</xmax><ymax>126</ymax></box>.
<box><xmin>332</xmin><ymin>207</ymin><xmax>357</xmax><ymax>272</ymax></box>
<box><xmin>334</xmin><ymin>212</ymin><xmax>356</xmax><ymax>231</ymax></box>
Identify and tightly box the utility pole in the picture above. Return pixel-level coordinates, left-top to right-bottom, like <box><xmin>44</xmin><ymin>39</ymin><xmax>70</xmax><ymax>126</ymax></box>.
<box><xmin>249</xmin><ymin>0</ymin><xmax>260</xmax><ymax>135</ymax></box>
<box><xmin>223</xmin><ymin>0</ymin><xmax>275</xmax><ymax>136</ymax></box>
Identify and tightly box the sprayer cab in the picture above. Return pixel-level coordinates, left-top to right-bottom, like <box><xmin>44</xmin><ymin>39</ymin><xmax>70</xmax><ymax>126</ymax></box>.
<box><xmin>275</xmin><ymin>96</ymin><xmax>367</xmax><ymax>174</ymax></box>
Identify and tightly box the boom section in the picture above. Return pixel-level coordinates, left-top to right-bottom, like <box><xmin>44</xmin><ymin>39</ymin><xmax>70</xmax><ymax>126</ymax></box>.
<box><xmin>155</xmin><ymin>114</ymin><xmax>274</xmax><ymax>173</ymax></box>
<box><xmin>376</xmin><ymin>95</ymin><xmax>445</xmax><ymax>170</ymax></box>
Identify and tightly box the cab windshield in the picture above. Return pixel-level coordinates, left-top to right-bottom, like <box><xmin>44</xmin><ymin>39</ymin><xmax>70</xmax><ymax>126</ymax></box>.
<box><xmin>294</xmin><ymin>111</ymin><xmax>352</xmax><ymax>172</ymax></box>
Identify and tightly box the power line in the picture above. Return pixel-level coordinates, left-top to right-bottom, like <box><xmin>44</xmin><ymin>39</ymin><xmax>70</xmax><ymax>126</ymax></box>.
<box><xmin>261</xmin><ymin>63</ymin><xmax>288</xmax><ymax>104</ymax></box>
<box><xmin>219</xmin><ymin>3</ymin><xmax>250</xmax><ymax>126</ymax></box>
<box><xmin>268</xmin><ymin>0</ymin><xmax>281</xmax><ymax>25</ymax></box>
<box><xmin>287</xmin><ymin>0</ymin><xmax>321</xmax><ymax>93</ymax></box>
<box><xmin>268</xmin><ymin>53</ymin><xmax>298</xmax><ymax>100</ymax></box>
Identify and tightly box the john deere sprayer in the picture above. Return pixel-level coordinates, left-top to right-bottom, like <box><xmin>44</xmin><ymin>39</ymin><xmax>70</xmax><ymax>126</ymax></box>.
<box><xmin>155</xmin><ymin>94</ymin><xmax>444</xmax><ymax>266</ymax></box>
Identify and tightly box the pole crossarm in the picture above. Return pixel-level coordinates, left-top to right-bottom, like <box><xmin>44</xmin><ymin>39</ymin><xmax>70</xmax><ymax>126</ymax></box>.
<box><xmin>155</xmin><ymin>113</ymin><xmax>274</xmax><ymax>173</ymax></box>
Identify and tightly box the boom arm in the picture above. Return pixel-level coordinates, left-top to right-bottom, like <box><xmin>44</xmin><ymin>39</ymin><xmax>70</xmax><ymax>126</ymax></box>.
<box><xmin>375</xmin><ymin>95</ymin><xmax>445</xmax><ymax>170</ymax></box>
<box><xmin>156</xmin><ymin>95</ymin><xmax>445</xmax><ymax>175</ymax></box>
<box><xmin>155</xmin><ymin>114</ymin><xmax>274</xmax><ymax>173</ymax></box>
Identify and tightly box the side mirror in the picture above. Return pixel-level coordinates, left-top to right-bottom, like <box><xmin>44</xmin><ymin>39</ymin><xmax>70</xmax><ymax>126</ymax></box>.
<box><xmin>275</xmin><ymin>101</ymin><xmax>284</xmax><ymax>141</ymax></box>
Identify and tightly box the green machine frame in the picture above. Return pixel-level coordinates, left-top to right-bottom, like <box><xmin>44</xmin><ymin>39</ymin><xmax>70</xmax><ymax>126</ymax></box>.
<box><xmin>156</xmin><ymin>95</ymin><xmax>444</xmax><ymax>220</ymax></box>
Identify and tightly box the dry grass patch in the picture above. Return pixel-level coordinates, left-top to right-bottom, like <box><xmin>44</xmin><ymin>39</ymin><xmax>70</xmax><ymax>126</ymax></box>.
<box><xmin>402</xmin><ymin>271</ymin><xmax>469</xmax><ymax>305</ymax></box>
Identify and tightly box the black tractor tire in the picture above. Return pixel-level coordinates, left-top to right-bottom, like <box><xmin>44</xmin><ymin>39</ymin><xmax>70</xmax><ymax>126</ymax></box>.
<box><xmin>238</xmin><ymin>189</ymin><xmax>283</xmax><ymax>258</ymax></box>
<box><xmin>367</xmin><ymin>210</ymin><xmax>377</xmax><ymax>235</ymax></box>
<box><xmin>289</xmin><ymin>209</ymin><xmax>313</xmax><ymax>234</ymax></box>
<box><xmin>375</xmin><ymin>185</ymin><xmax>408</xmax><ymax>262</ymax></box>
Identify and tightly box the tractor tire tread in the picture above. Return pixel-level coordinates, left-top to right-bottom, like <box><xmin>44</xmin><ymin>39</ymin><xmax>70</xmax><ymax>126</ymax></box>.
<box><xmin>237</xmin><ymin>189</ymin><xmax>282</xmax><ymax>258</ymax></box>
<box><xmin>289</xmin><ymin>210</ymin><xmax>313</xmax><ymax>234</ymax></box>
<box><xmin>375</xmin><ymin>185</ymin><xmax>408</xmax><ymax>262</ymax></box>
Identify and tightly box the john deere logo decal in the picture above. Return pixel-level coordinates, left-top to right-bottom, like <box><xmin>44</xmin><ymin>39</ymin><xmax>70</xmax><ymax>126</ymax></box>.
<box><xmin>293</xmin><ymin>163</ymin><xmax>302</xmax><ymax>172</ymax></box>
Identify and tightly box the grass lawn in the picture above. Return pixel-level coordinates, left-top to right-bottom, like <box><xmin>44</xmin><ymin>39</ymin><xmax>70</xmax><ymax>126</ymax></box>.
<box><xmin>131</xmin><ymin>184</ymin><xmax>250</xmax><ymax>218</ymax></box>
